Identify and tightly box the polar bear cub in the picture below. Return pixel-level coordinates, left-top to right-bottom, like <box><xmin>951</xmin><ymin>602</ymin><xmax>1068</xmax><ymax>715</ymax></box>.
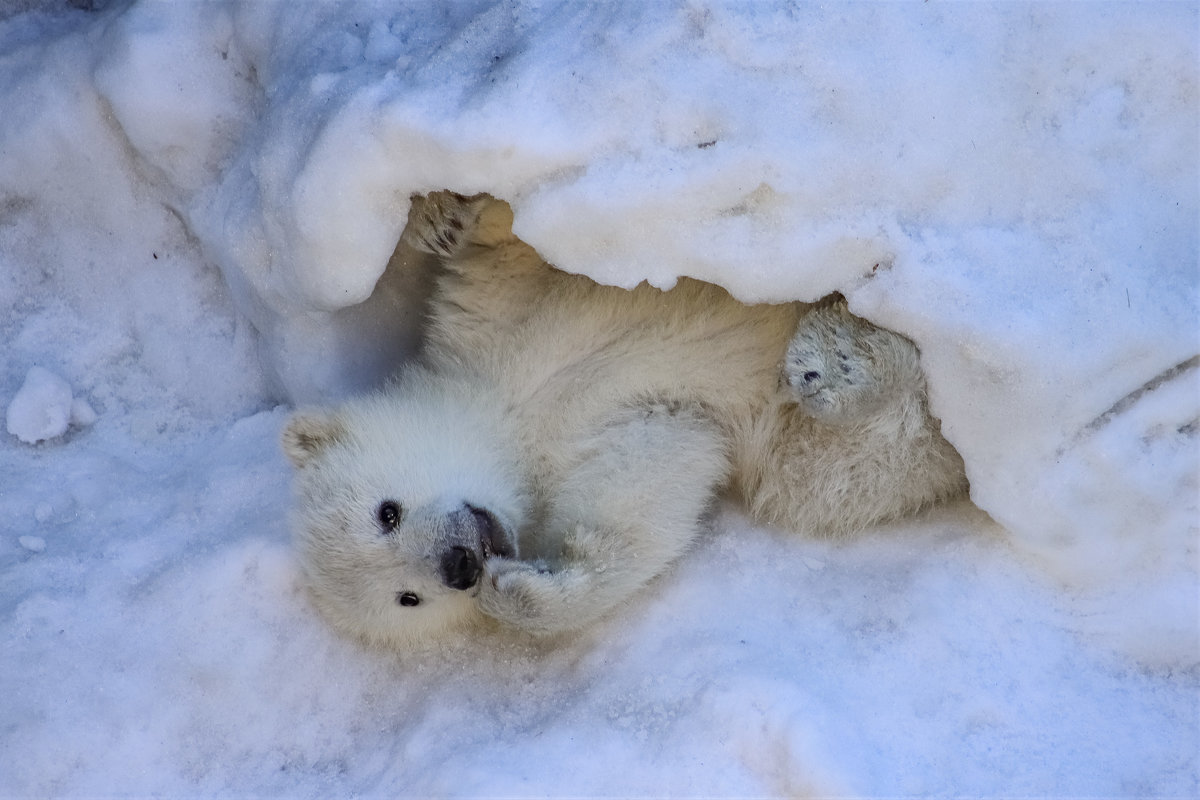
<box><xmin>282</xmin><ymin>192</ymin><xmax>967</xmax><ymax>645</ymax></box>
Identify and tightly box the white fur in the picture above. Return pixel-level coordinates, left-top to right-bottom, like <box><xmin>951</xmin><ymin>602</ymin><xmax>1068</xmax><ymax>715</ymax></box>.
<box><xmin>283</xmin><ymin>192</ymin><xmax>967</xmax><ymax>645</ymax></box>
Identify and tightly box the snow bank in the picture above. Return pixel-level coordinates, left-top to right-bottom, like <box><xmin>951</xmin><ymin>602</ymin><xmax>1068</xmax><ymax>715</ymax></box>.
<box><xmin>100</xmin><ymin>0</ymin><xmax>1191</xmax><ymax>661</ymax></box>
<box><xmin>1</xmin><ymin>1</ymin><xmax>1196</xmax><ymax>796</ymax></box>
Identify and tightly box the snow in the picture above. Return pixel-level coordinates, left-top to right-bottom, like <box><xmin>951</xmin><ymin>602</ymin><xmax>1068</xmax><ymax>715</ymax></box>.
<box><xmin>1</xmin><ymin>1</ymin><xmax>1196</xmax><ymax>796</ymax></box>
<box><xmin>18</xmin><ymin>535</ymin><xmax>46</xmax><ymax>553</ymax></box>
<box><xmin>5</xmin><ymin>366</ymin><xmax>75</xmax><ymax>443</ymax></box>
<box><xmin>3</xmin><ymin>364</ymin><xmax>95</xmax><ymax>444</ymax></box>
<box><xmin>69</xmin><ymin>395</ymin><xmax>97</xmax><ymax>428</ymax></box>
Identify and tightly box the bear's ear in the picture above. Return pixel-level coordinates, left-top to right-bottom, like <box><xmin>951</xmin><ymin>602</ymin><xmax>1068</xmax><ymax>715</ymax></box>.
<box><xmin>281</xmin><ymin>411</ymin><xmax>345</xmax><ymax>469</ymax></box>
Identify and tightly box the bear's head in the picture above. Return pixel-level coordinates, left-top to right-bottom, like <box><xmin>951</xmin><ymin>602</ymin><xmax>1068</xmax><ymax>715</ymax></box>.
<box><xmin>281</xmin><ymin>381</ymin><xmax>527</xmax><ymax>647</ymax></box>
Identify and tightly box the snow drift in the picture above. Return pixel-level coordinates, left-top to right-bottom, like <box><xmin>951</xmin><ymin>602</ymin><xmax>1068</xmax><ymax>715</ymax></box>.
<box><xmin>106</xmin><ymin>0</ymin><xmax>1196</xmax><ymax>660</ymax></box>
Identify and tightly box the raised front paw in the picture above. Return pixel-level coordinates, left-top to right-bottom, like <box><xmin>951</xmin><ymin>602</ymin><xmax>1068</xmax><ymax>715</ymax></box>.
<box><xmin>783</xmin><ymin>296</ymin><xmax>923</xmax><ymax>424</ymax></box>
<box><xmin>477</xmin><ymin>558</ymin><xmax>587</xmax><ymax>637</ymax></box>
<box><xmin>402</xmin><ymin>191</ymin><xmax>489</xmax><ymax>258</ymax></box>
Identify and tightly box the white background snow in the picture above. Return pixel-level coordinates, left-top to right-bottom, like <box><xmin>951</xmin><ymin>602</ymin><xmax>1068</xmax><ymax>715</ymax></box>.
<box><xmin>2</xmin><ymin>1</ymin><xmax>1197</xmax><ymax>796</ymax></box>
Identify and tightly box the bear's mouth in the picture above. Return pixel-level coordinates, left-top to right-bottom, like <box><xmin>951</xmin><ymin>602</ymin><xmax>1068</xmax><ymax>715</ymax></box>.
<box><xmin>467</xmin><ymin>504</ymin><xmax>515</xmax><ymax>560</ymax></box>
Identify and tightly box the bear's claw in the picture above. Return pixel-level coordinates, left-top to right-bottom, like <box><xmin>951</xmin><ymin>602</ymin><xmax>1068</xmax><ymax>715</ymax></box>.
<box><xmin>403</xmin><ymin>191</ymin><xmax>488</xmax><ymax>258</ymax></box>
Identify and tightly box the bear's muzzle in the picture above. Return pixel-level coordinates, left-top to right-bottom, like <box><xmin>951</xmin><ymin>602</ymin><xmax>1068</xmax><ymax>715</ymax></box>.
<box><xmin>437</xmin><ymin>504</ymin><xmax>515</xmax><ymax>590</ymax></box>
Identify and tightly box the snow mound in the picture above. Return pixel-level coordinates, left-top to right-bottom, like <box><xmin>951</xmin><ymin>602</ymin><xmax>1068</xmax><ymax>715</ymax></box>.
<box><xmin>93</xmin><ymin>0</ymin><xmax>1190</xmax><ymax>664</ymax></box>
<box><xmin>5</xmin><ymin>366</ymin><xmax>85</xmax><ymax>444</ymax></box>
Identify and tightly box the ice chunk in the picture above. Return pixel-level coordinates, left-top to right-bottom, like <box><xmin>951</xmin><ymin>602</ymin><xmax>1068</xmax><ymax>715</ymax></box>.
<box><xmin>6</xmin><ymin>367</ymin><xmax>74</xmax><ymax>444</ymax></box>
<box><xmin>18</xmin><ymin>536</ymin><xmax>46</xmax><ymax>553</ymax></box>
<box><xmin>70</xmin><ymin>397</ymin><xmax>98</xmax><ymax>428</ymax></box>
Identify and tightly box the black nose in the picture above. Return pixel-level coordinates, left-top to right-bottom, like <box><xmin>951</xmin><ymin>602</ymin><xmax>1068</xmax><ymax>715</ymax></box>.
<box><xmin>440</xmin><ymin>545</ymin><xmax>481</xmax><ymax>590</ymax></box>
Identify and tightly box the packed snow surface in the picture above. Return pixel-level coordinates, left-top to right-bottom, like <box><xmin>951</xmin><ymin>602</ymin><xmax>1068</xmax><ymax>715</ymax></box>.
<box><xmin>1</xmin><ymin>1</ymin><xmax>1196</xmax><ymax>796</ymax></box>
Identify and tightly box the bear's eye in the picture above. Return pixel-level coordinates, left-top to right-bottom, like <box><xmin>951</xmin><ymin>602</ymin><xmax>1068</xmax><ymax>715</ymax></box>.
<box><xmin>376</xmin><ymin>500</ymin><xmax>402</xmax><ymax>532</ymax></box>
<box><xmin>397</xmin><ymin>592</ymin><xmax>420</xmax><ymax>607</ymax></box>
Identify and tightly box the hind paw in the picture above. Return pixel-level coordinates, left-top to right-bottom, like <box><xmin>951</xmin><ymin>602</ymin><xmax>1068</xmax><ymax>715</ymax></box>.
<box><xmin>783</xmin><ymin>297</ymin><xmax>921</xmax><ymax>423</ymax></box>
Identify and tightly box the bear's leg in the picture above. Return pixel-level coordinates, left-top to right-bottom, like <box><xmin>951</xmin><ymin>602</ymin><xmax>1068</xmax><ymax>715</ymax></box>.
<box><xmin>401</xmin><ymin>191</ymin><xmax>512</xmax><ymax>259</ymax></box>
<box><xmin>477</xmin><ymin>401</ymin><xmax>729</xmax><ymax>636</ymax></box>
<box><xmin>747</xmin><ymin>298</ymin><xmax>968</xmax><ymax>535</ymax></box>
